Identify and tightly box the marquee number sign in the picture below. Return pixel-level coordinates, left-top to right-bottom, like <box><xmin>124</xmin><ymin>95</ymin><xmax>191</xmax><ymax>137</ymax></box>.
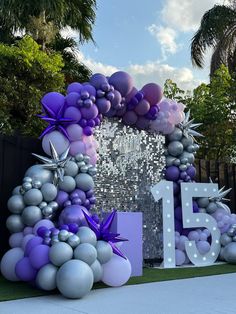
<box><xmin>151</xmin><ymin>181</ymin><xmax>221</xmax><ymax>268</ymax></box>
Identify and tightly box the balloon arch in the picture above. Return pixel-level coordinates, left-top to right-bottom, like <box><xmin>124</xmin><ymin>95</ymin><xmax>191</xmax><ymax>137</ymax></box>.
<box><xmin>1</xmin><ymin>71</ymin><xmax>236</xmax><ymax>299</ymax></box>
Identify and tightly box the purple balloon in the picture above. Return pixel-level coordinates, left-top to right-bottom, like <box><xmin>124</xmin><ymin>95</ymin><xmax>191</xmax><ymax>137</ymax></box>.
<box><xmin>186</xmin><ymin>166</ymin><xmax>196</xmax><ymax>179</ymax></box>
<box><xmin>59</xmin><ymin>224</ymin><xmax>70</xmax><ymax>231</ymax></box>
<box><xmin>74</xmin><ymin>189</ymin><xmax>86</xmax><ymax>203</ymax></box>
<box><xmin>165</xmin><ymin>166</ymin><xmax>180</xmax><ymax>181</ymax></box>
<box><xmin>58</xmin><ymin>205</ymin><xmax>90</xmax><ymax>226</ymax></box>
<box><xmin>66</xmin><ymin>124</ymin><xmax>83</xmax><ymax>141</ymax></box>
<box><xmin>174</xmin><ymin>206</ymin><xmax>182</xmax><ymax>221</ymax></box>
<box><xmin>173</xmin><ymin>182</ymin><xmax>180</xmax><ymax>195</ymax></box>
<box><xmin>64</xmin><ymin>107</ymin><xmax>81</xmax><ymax>122</ymax></box>
<box><xmin>29</xmin><ymin>245</ymin><xmax>50</xmax><ymax>270</ymax></box>
<box><xmin>109</xmin><ymin>71</ymin><xmax>134</xmax><ymax>97</ymax></box>
<box><xmin>134</xmin><ymin>99</ymin><xmax>150</xmax><ymax>116</ymax></box>
<box><xmin>33</xmin><ymin>219</ymin><xmax>55</xmax><ymax>235</ymax></box>
<box><xmin>83</xmin><ymin>126</ymin><xmax>93</xmax><ymax>136</ymax></box>
<box><xmin>188</xmin><ymin>231</ymin><xmax>200</xmax><ymax>241</ymax></box>
<box><xmin>69</xmin><ymin>140</ymin><xmax>86</xmax><ymax>156</ymax></box>
<box><xmin>175</xmin><ymin>249</ymin><xmax>186</xmax><ymax>266</ymax></box>
<box><xmin>37</xmin><ymin>226</ymin><xmax>48</xmax><ymax>238</ymax></box>
<box><xmin>65</xmin><ymin>92</ymin><xmax>80</xmax><ymax>107</ymax></box>
<box><xmin>193</xmin><ymin>201</ymin><xmax>199</xmax><ymax>213</ymax></box>
<box><xmin>25</xmin><ymin>236</ymin><xmax>43</xmax><ymax>256</ymax></box>
<box><xmin>135</xmin><ymin>117</ymin><xmax>150</xmax><ymax>130</ymax></box>
<box><xmin>21</xmin><ymin>234</ymin><xmax>35</xmax><ymax>251</ymax></box>
<box><xmin>122</xmin><ymin>111</ymin><xmax>138</xmax><ymax>125</ymax></box>
<box><xmin>141</xmin><ymin>83</ymin><xmax>163</xmax><ymax>106</ymax></box>
<box><xmin>176</xmin><ymin>235</ymin><xmax>188</xmax><ymax>251</ymax></box>
<box><xmin>15</xmin><ymin>257</ymin><xmax>37</xmax><ymax>282</ymax></box>
<box><xmin>55</xmin><ymin>191</ymin><xmax>69</xmax><ymax>208</ymax></box>
<box><xmin>125</xmin><ymin>87</ymin><xmax>138</xmax><ymax>104</ymax></box>
<box><xmin>41</xmin><ymin>92</ymin><xmax>65</xmax><ymax>115</ymax></box>
<box><xmin>111</xmin><ymin>90</ymin><xmax>122</xmax><ymax>108</ymax></box>
<box><xmin>175</xmin><ymin>219</ymin><xmax>183</xmax><ymax>234</ymax></box>
<box><xmin>68</xmin><ymin>223</ymin><xmax>79</xmax><ymax>233</ymax></box>
<box><xmin>90</xmin><ymin>73</ymin><xmax>108</xmax><ymax>89</ymax></box>
<box><xmin>67</xmin><ymin>82</ymin><xmax>83</xmax><ymax>94</ymax></box>
<box><xmin>196</xmin><ymin>240</ymin><xmax>210</xmax><ymax>254</ymax></box>
<box><xmin>96</xmin><ymin>98</ymin><xmax>111</xmax><ymax>114</ymax></box>
<box><xmin>81</xmin><ymin>85</ymin><xmax>96</xmax><ymax>97</ymax></box>
<box><xmin>81</xmin><ymin>105</ymin><xmax>99</xmax><ymax>119</ymax></box>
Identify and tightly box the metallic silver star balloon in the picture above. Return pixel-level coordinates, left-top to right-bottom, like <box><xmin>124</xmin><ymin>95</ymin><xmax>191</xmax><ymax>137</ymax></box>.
<box><xmin>32</xmin><ymin>141</ymin><xmax>71</xmax><ymax>185</ymax></box>
<box><xmin>179</xmin><ymin>110</ymin><xmax>203</xmax><ymax>139</ymax></box>
<box><xmin>209</xmin><ymin>178</ymin><xmax>232</xmax><ymax>212</ymax></box>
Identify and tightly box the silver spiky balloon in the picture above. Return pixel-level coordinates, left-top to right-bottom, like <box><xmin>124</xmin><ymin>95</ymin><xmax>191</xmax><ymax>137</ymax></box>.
<box><xmin>209</xmin><ymin>178</ymin><xmax>232</xmax><ymax>212</ymax></box>
<box><xmin>179</xmin><ymin>110</ymin><xmax>203</xmax><ymax>140</ymax></box>
<box><xmin>32</xmin><ymin>141</ymin><xmax>71</xmax><ymax>186</ymax></box>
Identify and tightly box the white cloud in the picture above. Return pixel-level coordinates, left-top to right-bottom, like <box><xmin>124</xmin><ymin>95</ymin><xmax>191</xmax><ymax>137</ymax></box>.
<box><xmin>76</xmin><ymin>52</ymin><xmax>204</xmax><ymax>91</ymax></box>
<box><xmin>148</xmin><ymin>24</ymin><xmax>179</xmax><ymax>57</ymax></box>
<box><xmin>161</xmin><ymin>0</ymin><xmax>226</xmax><ymax>32</ymax></box>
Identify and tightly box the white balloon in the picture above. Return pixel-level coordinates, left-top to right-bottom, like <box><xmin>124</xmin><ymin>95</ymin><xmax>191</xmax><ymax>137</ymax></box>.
<box><xmin>102</xmin><ymin>254</ymin><xmax>132</xmax><ymax>287</ymax></box>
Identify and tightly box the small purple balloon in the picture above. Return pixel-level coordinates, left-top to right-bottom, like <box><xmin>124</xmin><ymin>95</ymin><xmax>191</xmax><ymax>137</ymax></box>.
<box><xmin>55</xmin><ymin>191</ymin><xmax>69</xmax><ymax>208</ymax></box>
<box><xmin>135</xmin><ymin>117</ymin><xmax>150</xmax><ymax>130</ymax></box>
<box><xmin>68</xmin><ymin>223</ymin><xmax>79</xmax><ymax>233</ymax></box>
<box><xmin>186</xmin><ymin>166</ymin><xmax>196</xmax><ymax>179</ymax></box>
<box><xmin>83</xmin><ymin>126</ymin><xmax>93</xmax><ymax>136</ymax></box>
<box><xmin>15</xmin><ymin>257</ymin><xmax>37</xmax><ymax>282</ymax></box>
<box><xmin>59</xmin><ymin>224</ymin><xmax>70</xmax><ymax>231</ymax></box>
<box><xmin>81</xmin><ymin>84</ymin><xmax>96</xmax><ymax>97</ymax></box>
<box><xmin>33</xmin><ymin>219</ymin><xmax>55</xmax><ymax>235</ymax></box>
<box><xmin>134</xmin><ymin>99</ymin><xmax>150</xmax><ymax>116</ymax></box>
<box><xmin>165</xmin><ymin>166</ymin><xmax>180</xmax><ymax>181</ymax></box>
<box><xmin>74</xmin><ymin>189</ymin><xmax>86</xmax><ymax>203</ymax></box>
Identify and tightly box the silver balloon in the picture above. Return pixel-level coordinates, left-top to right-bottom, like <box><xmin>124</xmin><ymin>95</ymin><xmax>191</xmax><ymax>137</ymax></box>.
<box><xmin>90</xmin><ymin>259</ymin><xmax>103</xmax><ymax>283</ymax></box>
<box><xmin>186</xmin><ymin>145</ymin><xmax>195</xmax><ymax>153</ymax></box>
<box><xmin>223</xmin><ymin>242</ymin><xmax>236</xmax><ymax>263</ymax></box>
<box><xmin>77</xmin><ymin>161</ymin><xmax>86</xmax><ymax>168</ymax></box>
<box><xmin>75</xmin><ymin>153</ymin><xmax>84</xmax><ymax>162</ymax></box>
<box><xmin>180</xmin><ymin>157</ymin><xmax>188</xmax><ymax>164</ymax></box>
<box><xmin>96</xmin><ymin>240</ymin><xmax>113</xmax><ymax>264</ymax></box>
<box><xmin>233</xmin><ymin>236</ymin><xmax>236</xmax><ymax>242</ymax></box>
<box><xmin>25</xmin><ymin>165</ymin><xmax>53</xmax><ymax>185</ymax></box>
<box><xmin>12</xmin><ymin>186</ymin><xmax>21</xmax><ymax>195</ymax></box>
<box><xmin>77</xmin><ymin>227</ymin><xmax>97</xmax><ymax>246</ymax></box>
<box><xmin>173</xmin><ymin>159</ymin><xmax>180</xmax><ymax>166</ymax></box>
<box><xmin>22</xmin><ymin>182</ymin><xmax>32</xmax><ymax>192</ymax></box>
<box><xmin>74</xmin><ymin>243</ymin><xmax>97</xmax><ymax>265</ymax></box>
<box><xmin>39</xmin><ymin>201</ymin><xmax>47</xmax><ymax>209</ymax></box>
<box><xmin>21</xmin><ymin>206</ymin><xmax>42</xmax><ymax>226</ymax></box>
<box><xmin>23</xmin><ymin>189</ymin><xmax>43</xmax><ymax>206</ymax></box>
<box><xmin>80</xmin><ymin>165</ymin><xmax>89</xmax><ymax>173</ymax></box>
<box><xmin>67</xmin><ymin>234</ymin><xmax>80</xmax><ymax>248</ymax></box>
<box><xmin>64</xmin><ymin>161</ymin><xmax>79</xmax><ymax>177</ymax></box>
<box><xmin>88</xmin><ymin>167</ymin><xmax>97</xmax><ymax>177</ymax></box>
<box><xmin>49</xmin><ymin>242</ymin><xmax>73</xmax><ymax>266</ymax></box>
<box><xmin>198</xmin><ymin>208</ymin><xmax>206</xmax><ymax>213</ymax></box>
<box><xmin>58</xmin><ymin>176</ymin><xmax>76</xmax><ymax>193</ymax></box>
<box><xmin>75</xmin><ymin>173</ymin><xmax>94</xmax><ymax>192</ymax></box>
<box><xmin>6</xmin><ymin>214</ymin><xmax>24</xmax><ymax>233</ymax></box>
<box><xmin>167</xmin><ymin>141</ymin><xmax>184</xmax><ymax>157</ymax></box>
<box><xmin>56</xmin><ymin>260</ymin><xmax>93</xmax><ymax>299</ymax></box>
<box><xmin>220</xmin><ymin>233</ymin><xmax>232</xmax><ymax>246</ymax></box>
<box><xmin>83</xmin><ymin>155</ymin><xmax>90</xmax><ymax>164</ymax></box>
<box><xmin>36</xmin><ymin>264</ymin><xmax>58</xmax><ymax>291</ymax></box>
<box><xmin>23</xmin><ymin>177</ymin><xmax>32</xmax><ymax>183</ymax></box>
<box><xmin>179</xmin><ymin>164</ymin><xmax>187</xmax><ymax>171</ymax></box>
<box><xmin>219</xmin><ymin>247</ymin><xmax>225</xmax><ymax>261</ymax></box>
<box><xmin>7</xmin><ymin>195</ymin><xmax>25</xmax><ymax>214</ymax></box>
<box><xmin>42</xmin><ymin>206</ymin><xmax>53</xmax><ymax>217</ymax></box>
<box><xmin>180</xmin><ymin>151</ymin><xmax>195</xmax><ymax>164</ymax></box>
<box><xmin>206</xmin><ymin>202</ymin><xmax>217</xmax><ymax>214</ymax></box>
<box><xmin>32</xmin><ymin>180</ymin><xmax>42</xmax><ymax>189</ymax></box>
<box><xmin>181</xmin><ymin>137</ymin><xmax>194</xmax><ymax>147</ymax></box>
<box><xmin>41</xmin><ymin>183</ymin><xmax>58</xmax><ymax>202</ymax></box>
<box><xmin>51</xmin><ymin>236</ymin><xmax>60</xmax><ymax>246</ymax></box>
<box><xmin>167</xmin><ymin>127</ymin><xmax>183</xmax><ymax>141</ymax></box>
<box><xmin>197</xmin><ymin>197</ymin><xmax>210</xmax><ymax>208</ymax></box>
<box><xmin>58</xmin><ymin>230</ymin><xmax>70</xmax><ymax>242</ymax></box>
<box><xmin>48</xmin><ymin>201</ymin><xmax>59</xmax><ymax>211</ymax></box>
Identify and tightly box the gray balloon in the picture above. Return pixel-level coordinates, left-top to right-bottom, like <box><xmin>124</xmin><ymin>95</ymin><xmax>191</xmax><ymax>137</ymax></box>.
<box><xmin>181</xmin><ymin>137</ymin><xmax>194</xmax><ymax>147</ymax></box>
<box><xmin>88</xmin><ymin>167</ymin><xmax>97</xmax><ymax>177</ymax></box>
<box><xmin>220</xmin><ymin>233</ymin><xmax>232</xmax><ymax>246</ymax></box>
<box><xmin>83</xmin><ymin>155</ymin><xmax>90</xmax><ymax>164</ymax></box>
<box><xmin>58</xmin><ymin>230</ymin><xmax>70</xmax><ymax>242</ymax></box>
<box><xmin>41</xmin><ymin>183</ymin><xmax>58</xmax><ymax>202</ymax></box>
<box><xmin>197</xmin><ymin>197</ymin><xmax>210</xmax><ymax>208</ymax></box>
<box><xmin>25</xmin><ymin>165</ymin><xmax>53</xmax><ymax>185</ymax></box>
<box><xmin>22</xmin><ymin>206</ymin><xmax>42</xmax><ymax>226</ymax></box>
<box><xmin>32</xmin><ymin>180</ymin><xmax>42</xmax><ymax>189</ymax></box>
<box><xmin>223</xmin><ymin>242</ymin><xmax>236</xmax><ymax>263</ymax></box>
<box><xmin>90</xmin><ymin>259</ymin><xmax>103</xmax><ymax>283</ymax></box>
<box><xmin>8</xmin><ymin>195</ymin><xmax>25</xmax><ymax>214</ymax></box>
<box><xmin>64</xmin><ymin>161</ymin><xmax>79</xmax><ymax>177</ymax></box>
<box><xmin>180</xmin><ymin>151</ymin><xmax>195</xmax><ymax>164</ymax></box>
<box><xmin>6</xmin><ymin>214</ymin><xmax>24</xmax><ymax>233</ymax></box>
<box><xmin>167</xmin><ymin>127</ymin><xmax>183</xmax><ymax>141</ymax></box>
<box><xmin>75</xmin><ymin>173</ymin><xmax>94</xmax><ymax>191</ymax></box>
<box><xmin>219</xmin><ymin>247</ymin><xmax>225</xmax><ymax>261</ymax></box>
<box><xmin>186</xmin><ymin>145</ymin><xmax>195</xmax><ymax>153</ymax></box>
<box><xmin>206</xmin><ymin>202</ymin><xmax>217</xmax><ymax>214</ymax></box>
<box><xmin>167</xmin><ymin>141</ymin><xmax>184</xmax><ymax>157</ymax></box>
<box><xmin>36</xmin><ymin>264</ymin><xmax>58</xmax><ymax>291</ymax></box>
<box><xmin>166</xmin><ymin>156</ymin><xmax>175</xmax><ymax>167</ymax></box>
<box><xmin>58</xmin><ymin>176</ymin><xmax>76</xmax><ymax>193</ymax></box>
<box><xmin>179</xmin><ymin>164</ymin><xmax>187</xmax><ymax>171</ymax></box>
<box><xmin>23</xmin><ymin>189</ymin><xmax>43</xmax><ymax>206</ymax></box>
<box><xmin>42</xmin><ymin>206</ymin><xmax>53</xmax><ymax>217</ymax></box>
<box><xmin>56</xmin><ymin>260</ymin><xmax>93</xmax><ymax>299</ymax></box>
<box><xmin>198</xmin><ymin>208</ymin><xmax>206</xmax><ymax>213</ymax></box>
<box><xmin>173</xmin><ymin>159</ymin><xmax>180</xmax><ymax>166</ymax></box>
<box><xmin>74</xmin><ymin>243</ymin><xmax>97</xmax><ymax>265</ymax></box>
<box><xmin>12</xmin><ymin>186</ymin><xmax>21</xmax><ymax>195</ymax></box>
<box><xmin>75</xmin><ymin>153</ymin><xmax>84</xmax><ymax>162</ymax></box>
<box><xmin>96</xmin><ymin>240</ymin><xmax>113</xmax><ymax>264</ymax></box>
<box><xmin>0</xmin><ymin>248</ymin><xmax>24</xmax><ymax>281</ymax></box>
<box><xmin>77</xmin><ymin>227</ymin><xmax>97</xmax><ymax>246</ymax></box>
<box><xmin>67</xmin><ymin>234</ymin><xmax>80</xmax><ymax>248</ymax></box>
<box><xmin>80</xmin><ymin>165</ymin><xmax>89</xmax><ymax>173</ymax></box>
<box><xmin>49</xmin><ymin>242</ymin><xmax>73</xmax><ymax>266</ymax></box>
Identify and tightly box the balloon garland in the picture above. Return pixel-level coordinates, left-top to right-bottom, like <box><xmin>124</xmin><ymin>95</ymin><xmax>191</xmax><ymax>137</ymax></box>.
<box><xmin>1</xmin><ymin>71</ymin><xmax>236</xmax><ymax>299</ymax></box>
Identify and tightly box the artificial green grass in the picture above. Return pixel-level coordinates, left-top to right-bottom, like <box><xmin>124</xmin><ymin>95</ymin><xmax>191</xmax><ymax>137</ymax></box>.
<box><xmin>1</xmin><ymin>264</ymin><xmax>236</xmax><ymax>302</ymax></box>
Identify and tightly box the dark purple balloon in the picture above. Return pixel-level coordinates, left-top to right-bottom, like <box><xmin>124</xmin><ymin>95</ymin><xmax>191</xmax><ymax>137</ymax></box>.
<box><xmin>90</xmin><ymin>73</ymin><xmax>108</xmax><ymax>89</ymax></box>
<box><xmin>41</xmin><ymin>92</ymin><xmax>65</xmax><ymax>116</ymax></box>
<box><xmin>193</xmin><ymin>201</ymin><xmax>199</xmax><ymax>213</ymax></box>
<box><xmin>186</xmin><ymin>166</ymin><xmax>196</xmax><ymax>179</ymax></box>
<box><xmin>79</xmin><ymin>119</ymin><xmax>87</xmax><ymax>127</ymax></box>
<box><xmin>68</xmin><ymin>223</ymin><xmax>79</xmax><ymax>233</ymax></box>
<box><xmin>165</xmin><ymin>166</ymin><xmax>180</xmax><ymax>181</ymax></box>
<box><xmin>83</xmin><ymin>126</ymin><xmax>93</xmax><ymax>136</ymax></box>
<box><xmin>86</xmin><ymin>189</ymin><xmax>94</xmax><ymax>198</ymax></box>
<box><xmin>174</xmin><ymin>196</ymin><xmax>180</xmax><ymax>208</ymax></box>
<box><xmin>135</xmin><ymin>117</ymin><xmax>150</xmax><ymax>130</ymax></box>
<box><xmin>29</xmin><ymin>245</ymin><xmax>50</xmax><ymax>270</ymax></box>
<box><xmin>109</xmin><ymin>71</ymin><xmax>134</xmax><ymax>97</ymax></box>
<box><xmin>122</xmin><ymin>111</ymin><xmax>138</xmax><ymax>125</ymax></box>
<box><xmin>37</xmin><ymin>226</ymin><xmax>49</xmax><ymax>238</ymax></box>
<box><xmin>59</xmin><ymin>224</ymin><xmax>69</xmax><ymax>231</ymax></box>
<box><xmin>89</xmin><ymin>197</ymin><xmax>96</xmax><ymax>205</ymax></box>
<box><xmin>74</xmin><ymin>189</ymin><xmax>86</xmax><ymax>203</ymax></box>
<box><xmin>174</xmin><ymin>206</ymin><xmax>182</xmax><ymax>221</ymax></box>
<box><xmin>15</xmin><ymin>257</ymin><xmax>37</xmax><ymax>282</ymax></box>
<box><xmin>67</xmin><ymin>82</ymin><xmax>83</xmax><ymax>94</ymax></box>
<box><xmin>175</xmin><ymin>219</ymin><xmax>183</xmax><ymax>234</ymax></box>
<box><xmin>25</xmin><ymin>236</ymin><xmax>43</xmax><ymax>256</ymax></box>
<box><xmin>173</xmin><ymin>182</ymin><xmax>180</xmax><ymax>195</ymax></box>
<box><xmin>64</xmin><ymin>200</ymin><xmax>72</xmax><ymax>207</ymax></box>
<box><xmin>72</xmin><ymin>197</ymin><xmax>82</xmax><ymax>205</ymax></box>
<box><xmin>65</xmin><ymin>92</ymin><xmax>80</xmax><ymax>107</ymax></box>
<box><xmin>55</xmin><ymin>191</ymin><xmax>69</xmax><ymax>208</ymax></box>
<box><xmin>59</xmin><ymin>205</ymin><xmax>90</xmax><ymax>226</ymax></box>
<box><xmin>96</xmin><ymin>98</ymin><xmax>111</xmax><ymax>114</ymax></box>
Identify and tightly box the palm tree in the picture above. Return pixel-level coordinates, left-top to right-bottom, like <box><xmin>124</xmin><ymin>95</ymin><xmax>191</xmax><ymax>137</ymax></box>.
<box><xmin>0</xmin><ymin>0</ymin><xmax>96</xmax><ymax>47</ymax></box>
<box><xmin>191</xmin><ymin>2</ymin><xmax>236</xmax><ymax>76</ymax></box>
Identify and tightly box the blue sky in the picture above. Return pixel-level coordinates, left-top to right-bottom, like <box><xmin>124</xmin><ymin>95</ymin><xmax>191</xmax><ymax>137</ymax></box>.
<box><xmin>63</xmin><ymin>0</ymin><xmax>226</xmax><ymax>91</ymax></box>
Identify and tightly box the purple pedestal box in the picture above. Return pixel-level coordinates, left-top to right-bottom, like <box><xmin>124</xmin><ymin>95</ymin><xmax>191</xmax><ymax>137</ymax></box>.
<box><xmin>108</xmin><ymin>211</ymin><xmax>143</xmax><ymax>277</ymax></box>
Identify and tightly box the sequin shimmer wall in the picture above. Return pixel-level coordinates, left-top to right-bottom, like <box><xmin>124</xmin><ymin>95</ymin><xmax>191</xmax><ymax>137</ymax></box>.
<box><xmin>95</xmin><ymin>119</ymin><xmax>166</xmax><ymax>259</ymax></box>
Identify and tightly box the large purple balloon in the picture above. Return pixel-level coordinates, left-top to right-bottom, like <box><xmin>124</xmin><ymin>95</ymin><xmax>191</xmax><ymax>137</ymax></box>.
<box><xmin>41</xmin><ymin>92</ymin><xmax>65</xmax><ymax>115</ymax></box>
<box><xmin>65</xmin><ymin>92</ymin><xmax>80</xmax><ymax>107</ymax></box>
<box><xmin>59</xmin><ymin>205</ymin><xmax>90</xmax><ymax>226</ymax></box>
<box><xmin>141</xmin><ymin>83</ymin><xmax>163</xmax><ymax>106</ymax></box>
<box><xmin>25</xmin><ymin>236</ymin><xmax>43</xmax><ymax>256</ymax></box>
<box><xmin>90</xmin><ymin>73</ymin><xmax>108</xmax><ymax>89</ymax></box>
<box><xmin>64</xmin><ymin>107</ymin><xmax>81</xmax><ymax>122</ymax></box>
<box><xmin>42</xmin><ymin>131</ymin><xmax>69</xmax><ymax>156</ymax></box>
<box><xmin>96</xmin><ymin>98</ymin><xmax>111</xmax><ymax>114</ymax></box>
<box><xmin>109</xmin><ymin>71</ymin><xmax>134</xmax><ymax>97</ymax></box>
<box><xmin>165</xmin><ymin>166</ymin><xmax>180</xmax><ymax>181</ymax></box>
<box><xmin>66</xmin><ymin>124</ymin><xmax>83</xmax><ymax>141</ymax></box>
<box><xmin>15</xmin><ymin>257</ymin><xmax>37</xmax><ymax>282</ymax></box>
<box><xmin>69</xmin><ymin>140</ymin><xmax>86</xmax><ymax>156</ymax></box>
<box><xmin>67</xmin><ymin>82</ymin><xmax>83</xmax><ymax>94</ymax></box>
<box><xmin>29</xmin><ymin>245</ymin><xmax>50</xmax><ymax>269</ymax></box>
<box><xmin>81</xmin><ymin>105</ymin><xmax>98</xmax><ymax>119</ymax></box>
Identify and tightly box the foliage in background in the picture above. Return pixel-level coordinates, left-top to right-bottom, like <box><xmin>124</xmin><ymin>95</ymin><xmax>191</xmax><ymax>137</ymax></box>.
<box><xmin>0</xmin><ymin>36</ymin><xmax>65</xmax><ymax>137</ymax></box>
<box><xmin>164</xmin><ymin>65</ymin><xmax>236</xmax><ymax>161</ymax></box>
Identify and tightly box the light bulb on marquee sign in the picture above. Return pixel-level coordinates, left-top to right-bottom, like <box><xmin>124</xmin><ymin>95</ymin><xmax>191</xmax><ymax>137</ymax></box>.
<box><xmin>151</xmin><ymin>181</ymin><xmax>221</xmax><ymax>268</ymax></box>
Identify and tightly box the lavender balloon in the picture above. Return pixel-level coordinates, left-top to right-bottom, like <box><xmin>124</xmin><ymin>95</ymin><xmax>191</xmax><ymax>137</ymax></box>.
<box><xmin>59</xmin><ymin>205</ymin><xmax>90</xmax><ymax>226</ymax></box>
